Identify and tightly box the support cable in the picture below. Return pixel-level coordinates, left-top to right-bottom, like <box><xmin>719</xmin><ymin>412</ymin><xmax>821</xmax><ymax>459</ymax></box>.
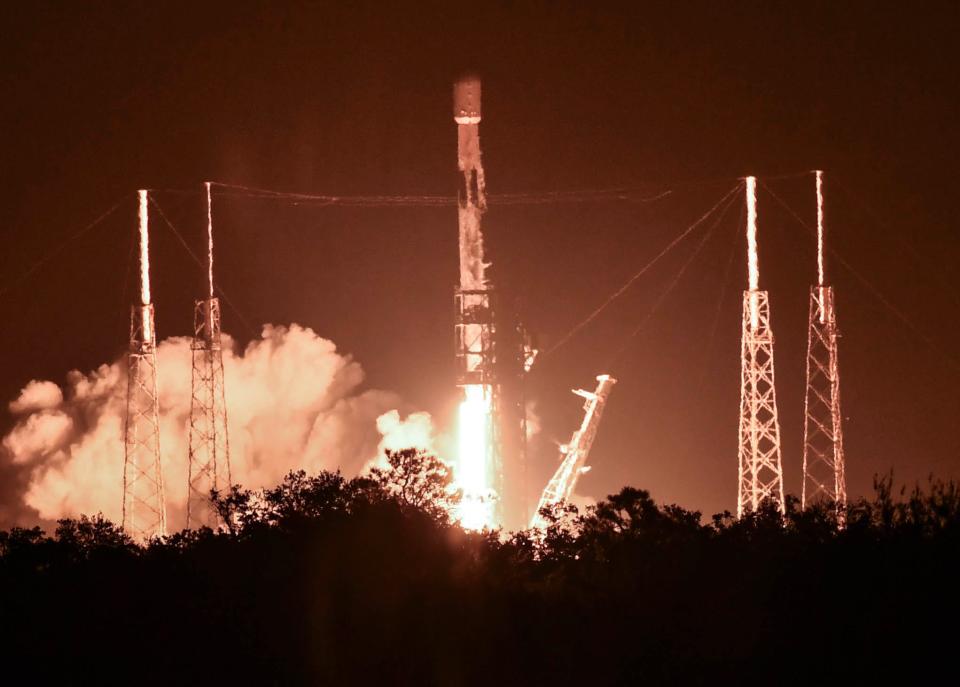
<box><xmin>0</xmin><ymin>195</ymin><xmax>129</xmax><ymax>299</ymax></box>
<box><xmin>829</xmin><ymin>174</ymin><xmax>960</xmax><ymax>309</ymax></box>
<box><xmin>203</xmin><ymin>181</ymin><xmax>675</xmax><ymax>207</ymax></box>
<box><xmin>148</xmin><ymin>197</ymin><xmax>258</xmax><ymax>337</ymax></box>
<box><xmin>607</xmin><ymin>186</ymin><xmax>742</xmax><ymax>368</ymax></box>
<box><xmin>696</xmin><ymin>199</ymin><xmax>745</xmax><ymax>391</ymax></box>
<box><xmin>541</xmin><ymin>182</ymin><xmax>744</xmax><ymax>359</ymax></box>
<box><xmin>759</xmin><ymin>181</ymin><xmax>960</xmax><ymax>373</ymax></box>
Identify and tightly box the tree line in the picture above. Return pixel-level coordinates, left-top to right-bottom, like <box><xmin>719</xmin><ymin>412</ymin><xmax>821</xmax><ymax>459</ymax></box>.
<box><xmin>1</xmin><ymin>449</ymin><xmax>957</xmax><ymax>684</ymax></box>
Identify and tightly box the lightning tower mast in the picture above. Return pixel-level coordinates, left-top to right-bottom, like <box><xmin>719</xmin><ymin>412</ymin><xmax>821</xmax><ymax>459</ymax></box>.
<box><xmin>530</xmin><ymin>375</ymin><xmax>617</xmax><ymax>530</ymax></box>
<box><xmin>123</xmin><ymin>190</ymin><xmax>167</xmax><ymax>539</ymax></box>
<box><xmin>737</xmin><ymin>177</ymin><xmax>785</xmax><ymax>516</ymax></box>
<box><xmin>187</xmin><ymin>182</ymin><xmax>232</xmax><ymax>528</ymax></box>
<box><xmin>801</xmin><ymin>171</ymin><xmax>846</xmax><ymax>511</ymax></box>
<box><xmin>453</xmin><ymin>75</ymin><xmax>499</xmax><ymax>529</ymax></box>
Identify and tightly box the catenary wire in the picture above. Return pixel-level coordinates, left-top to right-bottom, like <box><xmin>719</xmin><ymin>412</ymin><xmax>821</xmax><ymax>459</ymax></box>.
<box><xmin>0</xmin><ymin>195</ymin><xmax>128</xmax><ymax>299</ymax></box>
<box><xmin>695</xmin><ymin>198</ymin><xmax>745</xmax><ymax>392</ymax></box>
<box><xmin>148</xmin><ymin>196</ymin><xmax>258</xmax><ymax>337</ymax></box>
<box><xmin>607</xmin><ymin>185</ymin><xmax>743</xmax><ymax>368</ymax></box>
<box><xmin>541</xmin><ymin>182</ymin><xmax>745</xmax><ymax>358</ymax></box>
<box><xmin>759</xmin><ymin>180</ymin><xmax>960</xmax><ymax>373</ymax></box>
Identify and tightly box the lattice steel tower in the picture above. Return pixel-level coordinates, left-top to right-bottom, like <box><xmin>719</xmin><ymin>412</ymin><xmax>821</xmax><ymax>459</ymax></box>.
<box><xmin>737</xmin><ymin>177</ymin><xmax>785</xmax><ymax>516</ymax></box>
<box><xmin>801</xmin><ymin>171</ymin><xmax>846</xmax><ymax>510</ymax></box>
<box><xmin>187</xmin><ymin>182</ymin><xmax>232</xmax><ymax>528</ymax></box>
<box><xmin>123</xmin><ymin>190</ymin><xmax>167</xmax><ymax>539</ymax></box>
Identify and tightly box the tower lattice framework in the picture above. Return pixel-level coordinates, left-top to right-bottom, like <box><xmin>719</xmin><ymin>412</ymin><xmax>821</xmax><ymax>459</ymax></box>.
<box><xmin>737</xmin><ymin>290</ymin><xmax>786</xmax><ymax>516</ymax></box>
<box><xmin>802</xmin><ymin>170</ymin><xmax>846</xmax><ymax>513</ymax></box>
<box><xmin>802</xmin><ymin>290</ymin><xmax>846</xmax><ymax>511</ymax></box>
<box><xmin>123</xmin><ymin>302</ymin><xmax>167</xmax><ymax>539</ymax></box>
<box><xmin>187</xmin><ymin>296</ymin><xmax>231</xmax><ymax>528</ymax></box>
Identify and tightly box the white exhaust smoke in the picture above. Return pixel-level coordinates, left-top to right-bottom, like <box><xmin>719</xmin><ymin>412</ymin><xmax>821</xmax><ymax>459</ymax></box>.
<box><xmin>1</xmin><ymin>324</ymin><xmax>435</xmax><ymax>530</ymax></box>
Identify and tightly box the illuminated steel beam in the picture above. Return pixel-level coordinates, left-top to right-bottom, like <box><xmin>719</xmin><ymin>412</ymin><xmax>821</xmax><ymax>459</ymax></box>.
<box><xmin>802</xmin><ymin>171</ymin><xmax>846</xmax><ymax>514</ymax></box>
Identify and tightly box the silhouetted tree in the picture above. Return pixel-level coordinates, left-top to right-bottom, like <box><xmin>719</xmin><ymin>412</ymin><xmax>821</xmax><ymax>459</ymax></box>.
<box><xmin>369</xmin><ymin>448</ymin><xmax>460</xmax><ymax>519</ymax></box>
<box><xmin>2</xmin><ymin>460</ymin><xmax>959</xmax><ymax>684</ymax></box>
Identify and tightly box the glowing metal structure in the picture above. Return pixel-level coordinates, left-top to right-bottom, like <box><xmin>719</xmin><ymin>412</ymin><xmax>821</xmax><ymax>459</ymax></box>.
<box><xmin>531</xmin><ymin>375</ymin><xmax>616</xmax><ymax>530</ymax></box>
<box><xmin>453</xmin><ymin>76</ymin><xmax>499</xmax><ymax>529</ymax></box>
<box><xmin>737</xmin><ymin>177</ymin><xmax>785</xmax><ymax>516</ymax></box>
<box><xmin>802</xmin><ymin>171</ymin><xmax>846</xmax><ymax>511</ymax></box>
<box><xmin>187</xmin><ymin>182</ymin><xmax>231</xmax><ymax>528</ymax></box>
<box><xmin>123</xmin><ymin>190</ymin><xmax>167</xmax><ymax>540</ymax></box>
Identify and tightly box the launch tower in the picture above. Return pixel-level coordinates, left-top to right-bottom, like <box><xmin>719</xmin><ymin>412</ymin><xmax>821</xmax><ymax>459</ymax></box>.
<box><xmin>187</xmin><ymin>182</ymin><xmax>232</xmax><ymax>528</ymax></box>
<box><xmin>123</xmin><ymin>190</ymin><xmax>167</xmax><ymax>540</ymax></box>
<box><xmin>801</xmin><ymin>171</ymin><xmax>846</xmax><ymax>512</ymax></box>
<box><xmin>737</xmin><ymin>177</ymin><xmax>785</xmax><ymax>516</ymax></box>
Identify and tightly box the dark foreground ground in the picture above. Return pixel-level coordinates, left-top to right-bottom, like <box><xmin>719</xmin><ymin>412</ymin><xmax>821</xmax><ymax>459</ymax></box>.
<box><xmin>1</xmin><ymin>451</ymin><xmax>957</xmax><ymax>685</ymax></box>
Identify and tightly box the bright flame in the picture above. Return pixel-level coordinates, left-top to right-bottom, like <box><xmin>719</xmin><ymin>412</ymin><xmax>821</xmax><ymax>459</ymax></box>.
<box><xmin>205</xmin><ymin>181</ymin><xmax>215</xmax><ymax>299</ymax></box>
<box><xmin>746</xmin><ymin>176</ymin><xmax>759</xmax><ymax>330</ymax></box>
<box><xmin>456</xmin><ymin>384</ymin><xmax>495</xmax><ymax>530</ymax></box>
<box><xmin>138</xmin><ymin>189</ymin><xmax>151</xmax><ymax>306</ymax></box>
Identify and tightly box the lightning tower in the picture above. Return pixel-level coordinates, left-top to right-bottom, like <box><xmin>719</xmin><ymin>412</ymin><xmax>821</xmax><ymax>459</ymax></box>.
<box><xmin>453</xmin><ymin>75</ymin><xmax>499</xmax><ymax>529</ymax></box>
<box><xmin>737</xmin><ymin>177</ymin><xmax>785</xmax><ymax>516</ymax></box>
<box><xmin>801</xmin><ymin>171</ymin><xmax>846</xmax><ymax>511</ymax></box>
<box><xmin>530</xmin><ymin>375</ymin><xmax>616</xmax><ymax>530</ymax></box>
<box><xmin>123</xmin><ymin>190</ymin><xmax>167</xmax><ymax>539</ymax></box>
<box><xmin>187</xmin><ymin>182</ymin><xmax>231</xmax><ymax>528</ymax></box>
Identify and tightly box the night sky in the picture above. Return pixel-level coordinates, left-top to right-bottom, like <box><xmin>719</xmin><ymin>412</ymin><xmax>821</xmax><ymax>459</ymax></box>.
<box><xmin>1</xmin><ymin>1</ymin><xmax>958</xmax><ymax>525</ymax></box>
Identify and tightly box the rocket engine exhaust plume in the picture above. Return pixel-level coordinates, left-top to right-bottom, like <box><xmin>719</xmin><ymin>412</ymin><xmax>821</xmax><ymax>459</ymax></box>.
<box><xmin>456</xmin><ymin>384</ymin><xmax>495</xmax><ymax>530</ymax></box>
<box><xmin>745</xmin><ymin>176</ymin><xmax>760</xmax><ymax>330</ymax></box>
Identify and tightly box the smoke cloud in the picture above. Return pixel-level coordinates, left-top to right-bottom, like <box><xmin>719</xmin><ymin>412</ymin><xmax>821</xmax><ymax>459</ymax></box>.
<box><xmin>368</xmin><ymin>409</ymin><xmax>436</xmax><ymax>470</ymax></box>
<box><xmin>0</xmin><ymin>324</ymin><xmax>436</xmax><ymax>530</ymax></box>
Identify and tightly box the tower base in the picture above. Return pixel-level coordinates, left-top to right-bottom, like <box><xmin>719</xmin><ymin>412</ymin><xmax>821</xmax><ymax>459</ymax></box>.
<box><xmin>737</xmin><ymin>290</ymin><xmax>785</xmax><ymax>516</ymax></box>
